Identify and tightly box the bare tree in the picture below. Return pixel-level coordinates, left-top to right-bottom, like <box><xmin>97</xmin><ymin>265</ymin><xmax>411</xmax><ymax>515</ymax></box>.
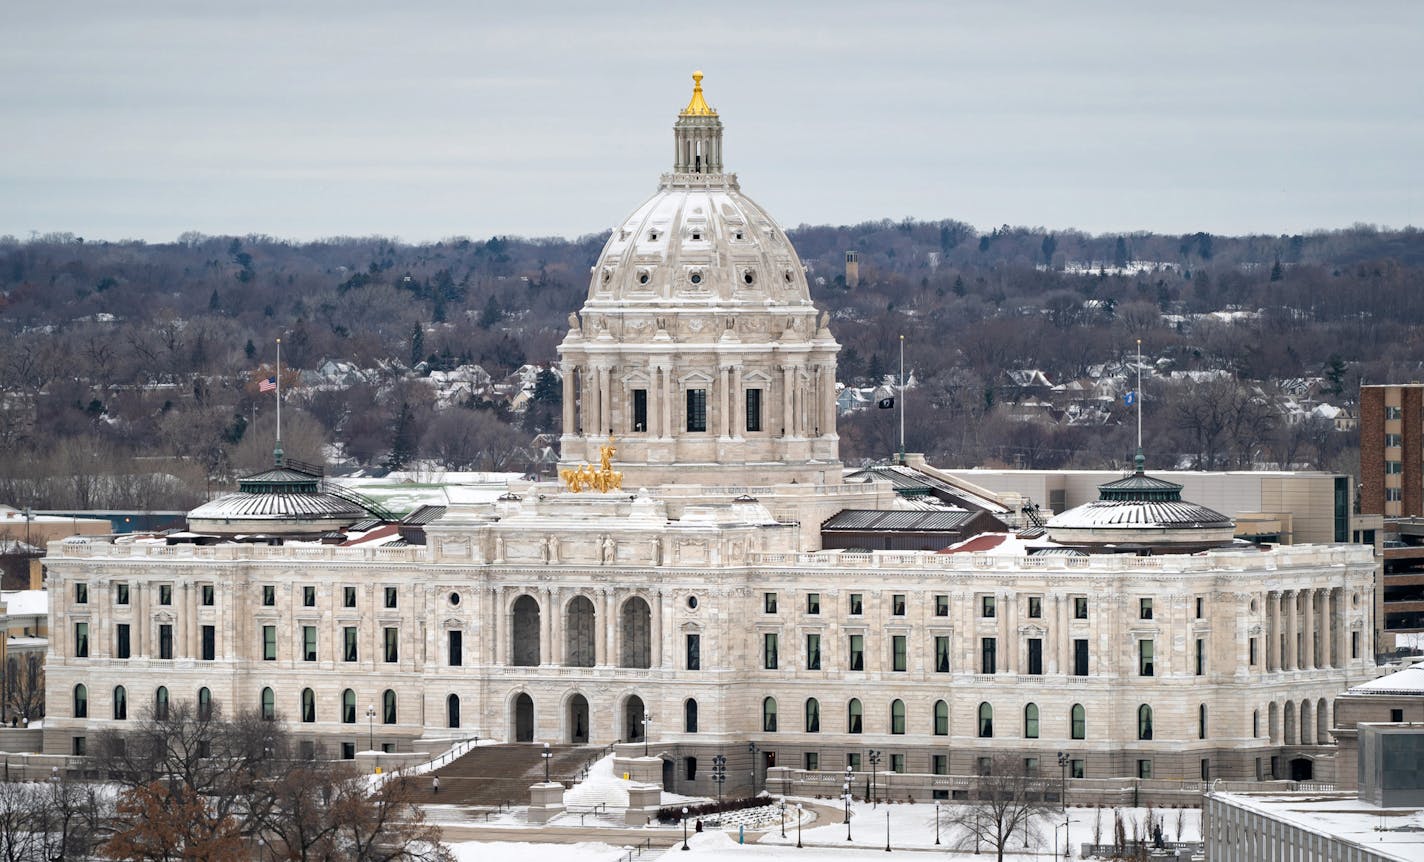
<box><xmin>947</xmin><ymin>754</ymin><xmax>1055</xmax><ymax>862</ymax></box>
<box><xmin>3</xmin><ymin>654</ymin><xmax>43</xmax><ymax>723</ymax></box>
<box><xmin>0</xmin><ymin>775</ymin><xmax>110</xmax><ymax>861</ymax></box>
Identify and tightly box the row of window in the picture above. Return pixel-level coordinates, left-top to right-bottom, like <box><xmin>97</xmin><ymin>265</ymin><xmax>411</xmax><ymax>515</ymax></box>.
<box><xmin>73</xmin><ymin>683</ymin><xmax>402</xmax><ymax>725</ymax></box>
<box><xmin>761</xmin><ymin>592</ymin><xmax>1208</xmax><ymax>622</ymax></box>
<box><xmin>629</xmin><ymin>388</ymin><xmax>764</xmax><ymax>434</ymax></box>
<box><xmin>75</xmin><ymin>623</ymin><xmax>466</xmax><ymax>666</ymax></box>
<box><xmin>739</xmin><ymin>697</ymin><xmax>1205</xmax><ymax>742</ymax></box>
<box><xmin>74</xmin><ymin>582</ymin><xmax>403</xmax><ymax>610</ymax></box>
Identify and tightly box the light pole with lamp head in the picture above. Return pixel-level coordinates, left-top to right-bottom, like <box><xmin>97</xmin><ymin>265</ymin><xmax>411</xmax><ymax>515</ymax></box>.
<box><xmin>1057</xmin><ymin>751</ymin><xmax>1069</xmax><ymax>810</ymax></box>
<box><xmin>796</xmin><ymin>802</ymin><xmax>803</xmax><ymax>848</ymax></box>
<box><xmin>642</xmin><ymin>711</ymin><xmax>651</xmax><ymax>757</ymax></box>
<box><xmin>542</xmin><ymin>742</ymin><xmax>552</xmax><ymax>783</ymax></box>
<box><xmin>748</xmin><ymin>741</ymin><xmax>760</xmax><ymax>793</ymax></box>
<box><xmin>681</xmin><ymin>806</ymin><xmax>690</xmax><ymax>851</ymax></box>
<box><xmin>934</xmin><ymin>801</ymin><xmax>940</xmax><ymax>845</ymax></box>
<box><xmin>868</xmin><ymin>749</ymin><xmax>881</xmax><ymax>808</ymax></box>
<box><xmin>885</xmin><ymin>809</ymin><xmax>891</xmax><ymax>853</ymax></box>
<box><xmin>712</xmin><ymin>754</ymin><xmax>726</xmax><ymax>804</ymax></box>
<box><xmin>780</xmin><ymin>799</ymin><xmax>787</xmax><ymax>838</ymax></box>
<box><xmin>366</xmin><ymin>705</ymin><xmax>376</xmax><ymax>752</ymax></box>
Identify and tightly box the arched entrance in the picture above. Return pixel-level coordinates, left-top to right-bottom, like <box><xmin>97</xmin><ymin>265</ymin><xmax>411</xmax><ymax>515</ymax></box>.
<box><xmin>624</xmin><ymin>695</ymin><xmax>646</xmax><ymax>743</ymax></box>
<box><xmin>512</xmin><ymin>596</ymin><xmax>541</xmax><ymax>666</ymax></box>
<box><xmin>447</xmin><ymin>694</ymin><xmax>460</xmax><ymax>729</ymax></box>
<box><xmin>1290</xmin><ymin>757</ymin><xmax>1314</xmax><ymax>781</ymax></box>
<box><xmin>513</xmin><ymin>693</ymin><xmax>534</xmax><ymax>742</ymax></box>
<box><xmin>568</xmin><ymin>694</ymin><xmax>590</xmax><ymax>744</ymax></box>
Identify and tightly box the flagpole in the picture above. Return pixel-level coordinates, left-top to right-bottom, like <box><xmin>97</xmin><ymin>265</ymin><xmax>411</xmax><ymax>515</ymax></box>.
<box><xmin>1136</xmin><ymin>338</ymin><xmax>1142</xmax><ymax>453</ymax></box>
<box><xmin>898</xmin><ymin>334</ymin><xmax>905</xmax><ymax>465</ymax></box>
<box><xmin>275</xmin><ymin>337</ymin><xmax>283</xmax><ymax>465</ymax></box>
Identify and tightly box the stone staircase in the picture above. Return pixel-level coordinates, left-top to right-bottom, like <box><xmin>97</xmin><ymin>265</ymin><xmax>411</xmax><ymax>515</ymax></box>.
<box><xmin>415</xmin><ymin>743</ymin><xmax>602</xmax><ymax>807</ymax></box>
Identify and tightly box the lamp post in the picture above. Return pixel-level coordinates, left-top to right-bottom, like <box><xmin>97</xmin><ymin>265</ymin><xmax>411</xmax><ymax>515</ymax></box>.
<box><xmin>748</xmin><ymin>741</ymin><xmax>760</xmax><ymax>793</ymax></box>
<box><xmin>844</xmin><ymin>764</ymin><xmax>854</xmax><ymax>824</ymax></box>
<box><xmin>780</xmin><ymin>799</ymin><xmax>787</xmax><ymax>838</ymax></box>
<box><xmin>1057</xmin><ymin>751</ymin><xmax>1069</xmax><ymax>810</ymax></box>
<box><xmin>712</xmin><ymin>754</ymin><xmax>727</xmax><ymax>805</ymax></box>
<box><xmin>366</xmin><ymin>705</ymin><xmax>376</xmax><ymax>752</ymax></box>
<box><xmin>642</xmin><ymin>711</ymin><xmax>651</xmax><ymax>757</ymax></box>
<box><xmin>681</xmin><ymin>806</ymin><xmax>690</xmax><ymax>851</ymax></box>
<box><xmin>934</xmin><ymin>802</ymin><xmax>940</xmax><ymax>845</ymax></box>
<box><xmin>542</xmin><ymin>742</ymin><xmax>552</xmax><ymax>783</ymax></box>
<box><xmin>868</xmin><ymin>749</ymin><xmax>881</xmax><ymax>808</ymax></box>
<box><xmin>884</xmin><ymin>809</ymin><xmax>891</xmax><ymax>853</ymax></box>
<box><xmin>796</xmin><ymin>803</ymin><xmax>803</xmax><ymax>848</ymax></box>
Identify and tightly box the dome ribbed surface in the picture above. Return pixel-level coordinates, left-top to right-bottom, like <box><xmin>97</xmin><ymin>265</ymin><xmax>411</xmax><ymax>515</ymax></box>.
<box><xmin>1045</xmin><ymin>499</ymin><xmax>1232</xmax><ymax>531</ymax></box>
<box><xmin>189</xmin><ymin>492</ymin><xmax>367</xmax><ymax>521</ymax></box>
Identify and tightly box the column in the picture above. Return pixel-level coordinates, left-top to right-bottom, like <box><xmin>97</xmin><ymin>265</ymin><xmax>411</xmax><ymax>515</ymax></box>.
<box><xmin>600</xmin><ymin>367</ymin><xmax>613</xmax><ymax>437</ymax></box>
<box><xmin>719</xmin><ymin>366</ymin><xmax>730</xmax><ymax>438</ymax></box>
<box><xmin>651</xmin><ymin>592</ymin><xmax>663</xmax><ymax>668</ymax></box>
<box><xmin>187</xmin><ymin>582</ymin><xmax>198</xmax><ymax>659</ymax></box>
<box><xmin>550</xmin><ymin>588</ymin><xmax>563</xmax><ymax>666</ymax></box>
<box><xmin>539</xmin><ymin>587</ymin><xmax>552</xmax><ymax>666</ymax></box>
<box><xmin>1332</xmin><ymin>588</ymin><xmax>1346</xmax><ymax>668</ymax></box>
<box><xmin>562</xmin><ymin>363</ymin><xmax>576</xmax><ymax>436</ymax></box>
<box><xmin>821</xmin><ymin>364</ymin><xmax>836</xmax><ymax>437</ymax></box>
<box><xmin>662</xmin><ymin>368</ymin><xmax>673</xmax><ymax>439</ymax></box>
<box><xmin>1267</xmin><ymin>592</ymin><xmax>1279</xmax><ymax>672</ymax></box>
<box><xmin>493</xmin><ymin>588</ymin><xmax>507</xmax><ymax>666</ymax></box>
<box><xmin>1005</xmin><ymin>591</ymin><xmax>1018</xmax><ymax>673</ymax></box>
<box><xmin>731</xmin><ymin>366</ymin><xmax>743</xmax><ymax>437</ymax></box>
<box><xmin>782</xmin><ymin>365</ymin><xmax>794</xmax><ymax>437</ymax></box>
<box><xmin>602</xmin><ymin>590</ymin><xmax>615</xmax><ymax>667</ymax></box>
<box><xmin>1284</xmin><ymin>591</ymin><xmax>1298</xmax><ymax>671</ymax></box>
<box><xmin>1302</xmin><ymin>589</ymin><xmax>1315</xmax><ymax>670</ymax></box>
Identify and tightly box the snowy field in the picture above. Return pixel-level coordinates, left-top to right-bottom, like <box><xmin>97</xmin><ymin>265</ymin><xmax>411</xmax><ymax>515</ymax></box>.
<box><xmin>445</xmin><ymin>797</ymin><xmax>1201</xmax><ymax>861</ymax></box>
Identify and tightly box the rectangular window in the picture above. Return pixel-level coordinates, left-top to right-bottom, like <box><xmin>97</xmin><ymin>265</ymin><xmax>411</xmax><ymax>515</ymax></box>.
<box><xmin>159</xmin><ymin>584</ymin><xmax>171</xmax><ymax>606</ymax></box>
<box><xmin>1388</xmin><ymin>488</ymin><xmax>1404</xmax><ymax>502</ymax></box>
<box><xmin>75</xmin><ymin>583</ymin><xmax>88</xmax><ymax>604</ymax></box>
<box><xmin>686</xmin><ymin>634</ymin><xmax>700</xmax><ymax>670</ymax></box>
<box><xmin>1073</xmin><ymin>597</ymin><xmax>1088</xmax><ymax>620</ymax></box>
<box><xmin>892</xmin><ymin>635</ymin><xmax>907</xmax><ymax>672</ymax></box>
<box><xmin>981</xmin><ymin>637</ymin><xmax>997</xmax><ymax>674</ymax></box>
<box><xmin>976</xmin><ymin>757</ymin><xmax>992</xmax><ymax>776</ymax></box>
<box><xmin>934</xmin><ymin>594</ymin><xmax>949</xmax><ymax>617</ymax></box>
<box><xmin>384</xmin><ymin>587</ymin><xmax>397</xmax><ymax>609</ymax></box>
<box><xmin>1137</xmin><ymin>759</ymin><xmax>1153</xmax><ymax>779</ymax></box>
<box><xmin>804</xmin><ymin>752</ymin><xmax>819</xmax><ymax>771</ymax></box>
<box><xmin>1200</xmin><ymin>759</ymin><xmax>1210</xmax><ymax>781</ymax></box>
<box><xmin>685</xmin><ymin>757</ymin><xmax>697</xmax><ymax>780</ymax></box>
<box><xmin>342</xmin><ymin>742</ymin><xmax>355</xmax><ymax>760</ymax></box>
<box><xmin>932</xmin><ymin>754</ymin><xmax>948</xmax><ymax>775</ymax></box>
<box><xmin>1195</xmin><ymin>638</ymin><xmax>1206</xmax><ymax>675</ymax></box>
<box><xmin>1386</xmin><ymin>433</ymin><xmax>1403</xmax><ymax>447</ymax></box>
<box><xmin>116</xmin><ymin>623</ymin><xmax>131</xmax><ymax>659</ymax></box>
<box><xmin>686</xmin><ymin>388</ymin><xmax>707</xmax><ymax>432</ymax></box>
<box><xmin>116</xmin><ymin>583</ymin><xmax>129</xmax><ymax>605</ymax></box>
<box><xmin>892</xmin><ymin>594</ymin><xmax>906</xmax><ymax>616</ymax></box>
<box><xmin>1028</xmin><ymin>596</ymin><xmax>1042</xmax><ymax>618</ymax></box>
<box><xmin>1387</xmin><ymin>461</ymin><xmax>1403</xmax><ymax>474</ymax></box>
<box><xmin>73</xmin><ymin>737</ymin><xmax>86</xmax><ymax>756</ymax></box>
<box><xmin>890</xmin><ymin>753</ymin><xmax>905</xmax><ymax>773</ymax></box>
<box><xmin>847</xmin><ymin>753</ymin><xmax>861</xmax><ymax>771</ymax></box>
<box><xmin>201</xmin><ymin>625</ymin><xmax>215</xmax><ymax>661</ymax></box>
<box><xmin>1249</xmin><ymin>637</ymin><xmax>1258</xmax><ymax>666</ymax></box>
<box><xmin>201</xmin><ymin>584</ymin><xmax>215</xmax><ymax>606</ymax></box>
<box><xmin>632</xmin><ymin>388</ymin><xmax>648</xmax><ymax>432</ymax></box>
<box><xmin>1139</xmin><ymin>598</ymin><xmax>1153</xmax><ymax>620</ymax></box>
<box><xmin>303</xmin><ymin>586</ymin><xmax>316</xmax><ymax>607</ymax></box>
<box><xmin>848</xmin><ymin>634</ymin><xmax>864</xmax><ymax>671</ymax></box>
<box><xmin>1387</xmin><ymin>405</ymin><xmax>1403</xmax><ymax>420</ymax></box>
<box><xmin>262</xmin><ymin>585</ymin><xmax>275</xmax><ymax>606</ymax></box>
<box><xmin>1195</xmin><ymin>597</ymin><xmax>1204</xmax><ymax>619</ymax></box>
<box><xmin>849</xmin><ymin>594</ymin><xmax>863</xmax><ymax>615</ymax></box>
<box><xmin>74</xmin><ymin>622</ymin><xmax>89</xmax><ymax>658</ymax></box>
<box><xmin>304</xmin><ymin>626</ymin><xmax>318</xmax><ymax>662</ymax></box>
<box><xmin>764</xmin><ymin>592</ymin><xmax>778</xmax><ymax>613</ymax></box>
<box><xmin>806</xmin><ymin>593</ymin><xmax>820</xmax><ymax>614</ymax></box>
<box><xmin>159</xmin><ymin>624</ymin><xmax>173</xmax><ymax>659</ymax></box>
<box><xmin>1352</xmin><ymin>631</ymin><xmax>1360</xmax><ymax>659</ymax></box>
<box><xmin>934</xmin><ymin>636</ymin><xmax>950</xmax><ymax>673</ymax></box>
<box><xmin>806</xmin><ymin>634</ymin><xmax>821</xmax><ymax>670</ymax></box>
<box><xmin>1024</xmin><ymin>757</ymin><xmax>1039</xmax><ymax>776</ymax></box>
<box><xmin>1073</xmin><ymin>639</ymin><xmax>1089</xmax><ymax>676</ymax></box>
<box><xmin>1139</xmin><ymin>640</ymin><xmax>1155</xmax><ymax>676</ymax></box>
<box><xmin>262</xmin><ymin>625</ymin><xmax>276</xmax><ymax>661</ymax></box>
<box><xmin>448</xmin><ymin>630</ymin><xmax>463</xmax><ymax>666</ymax></box>
<box><xmin>745</xmin><ymin>388</ymin><xmax>762</xmax><ymax>433</ymax></box>
<box><xmin>1391</xmin><ymin>708</ymin><xmax>1405</xmax><ymax>723</ymax></box>
<box><xmin>1027</xmin><ymin>638</ymin><xmax>1043</xmax><ymax>675</ymax></box>
<box><xmin>343</xmin><ymin>627</ymin><xmax>358</xmax><ymax>662</ymax></box>
<box><xmin>981</xmin><ymin>595</ymin><xmax>996</xmax><ymax>618</ymax></box>
<box><xmin>384</xmin><ymin>628</ymin><xmax>399</xmax><ymax>663</ymax></box>
<box><xmin>763</xmin><ymin>633</ymin><xmax>779</xmax><ymax>669</ymax></box>
<box><xmin>343</xmin><ymin>587</ymin><xmax>356</xmax><ymax>608</ymax></box>
<box><xmin>1070</xmin><ymin>759</ymin><xmax>1084</xmax><ymax>779</ymax></box>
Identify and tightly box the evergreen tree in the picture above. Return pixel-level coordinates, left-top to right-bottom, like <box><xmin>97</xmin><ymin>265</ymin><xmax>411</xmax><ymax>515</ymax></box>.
<box><xmin>952</xmin><ymin>275</ymin><xmax>966</xmax><ymax>297</ymax></box>
<box><xmin>384</xmin><ymin>402</ymin><xmax>417</xmax><ymax>471</ymax></box>
<box><xmin>478</xmin><ymin>295</ymin><xmax>501</xmax><ymax>329</ymax></box>
<box><xmin>244</xmin><ymin>339</ymin><xmax>256</xmax><ymax>362</ymax></box>
<box><xmin>409</xmin><ymin>323</ymin><xmax>425</xmax><ymax>368</ymax></box>
<box><xmin>1270</xmin><ymin>259</ymin><xmax>1284</xmax><ymax>282</ymax></box>
<box><xmin>208</xmin><ymin>289</ymin><xmax>221</xmax><ymax>312</ymax></box>
<box><xmin>1113</xmin><ymin>236</ymin><xmax>1129</xmax><ymax>269</ymax></box>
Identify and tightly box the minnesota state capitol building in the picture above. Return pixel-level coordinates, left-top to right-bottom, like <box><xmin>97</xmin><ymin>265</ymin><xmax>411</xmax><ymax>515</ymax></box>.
<box><xmin>43</xmin><ymin>74</ymin><xmax>1375</xmax><ymax>796</ymax></box>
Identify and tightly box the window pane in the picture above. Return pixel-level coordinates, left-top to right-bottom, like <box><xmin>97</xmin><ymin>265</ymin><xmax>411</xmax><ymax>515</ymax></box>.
<box><xmin>686</xmin><ymin>389</ymin><xmax>707</xmax><ymax>432</ymax></box>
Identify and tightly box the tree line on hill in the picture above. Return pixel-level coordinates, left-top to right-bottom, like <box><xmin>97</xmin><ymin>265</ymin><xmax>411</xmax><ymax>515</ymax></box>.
<box><xmin>0</xmin><ymin>222</ymin><xmax>1419</xmax><ymax>508</ymax></box>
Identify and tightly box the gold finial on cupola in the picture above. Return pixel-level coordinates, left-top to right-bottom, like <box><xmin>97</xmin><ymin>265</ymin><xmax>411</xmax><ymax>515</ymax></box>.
<box><xmin>681</xmin><ymin>70</ymin><xmax>717</xmax><ymax>117</ymax></box>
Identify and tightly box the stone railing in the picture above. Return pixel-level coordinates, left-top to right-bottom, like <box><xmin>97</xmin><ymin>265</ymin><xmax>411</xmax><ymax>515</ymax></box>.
<box><xmin>51</xmin><ymin>540</ymin><xmax>426</xmax><ymax>564</ymax></box>
<box><xmin>749</xmin><ymin>544</ymin><xmax>1368</xmax><ymax>574</ymax></box>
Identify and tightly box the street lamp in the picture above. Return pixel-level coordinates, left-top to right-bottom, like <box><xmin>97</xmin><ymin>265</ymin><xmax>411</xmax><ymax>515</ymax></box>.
<box><xmin>642</xmin><ymin>711</ymin><xmax>652</xmax><ymax>757</ymax></box>
<box><xmin>780</xmin><ymin>799</ymin><xmax>787</xmax><ymax>838</ymax></box>
<box><xmin>542</xmin><ymin>742</ymin><xmax>552</xmax><ymax>783</ymax></box>
<box><xmin>796</xmin><ymin>802</ymin><xmax>803</xmax><ymax>848</ymax></box>
<box><xmin>712</xmin><ymin>754</ymin><xmax>727</xmax><ymax>805</ymax></box>
<box><xmin>934</xmin><ymin>802</ymin><xmax>940</xmax><ymax>845</ymax></box>
<box><xmin>843</xmin><ymin>777</ymin><xmax>853</xmax><ymax>842</ymax></box>
<box><xmin>748</xmin><ymin>741</ymin><xmax>760</xmax><ymax>792</ymax></box>
<box><xmin>366</xmin><ymin>705</ymin><xmax>376</xmax><ymax>751</ymax></box>
<box><xmin>1057</xmin><ymin>751</ymin><xmax>1069</xmax><ymax>811</ymax></box>
<box><xmin>885</xmin><ymin>809</ymin><xmax>891</xmax><ymax>853</ymax></box>
<box><xmin>868</xmin><ymin>749</ymin><xmax>881</xmax><ymax>808</ymax></box>
<box><xmin>681</xmin><ymin>806</ymin><xmax>690</xmax><ymax>851</ymax></box>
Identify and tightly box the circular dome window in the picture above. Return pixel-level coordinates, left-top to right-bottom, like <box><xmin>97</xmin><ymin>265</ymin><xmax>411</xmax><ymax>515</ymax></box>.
<box><xmin>449</xmin><ymin>592</ymin><xmax>461</xmax><ymax>606</ymax></box>
<box><xmin>638</xmin><ymin>270</ymin><xmax>651</xmax><ymax>285</ymax></box>
<box><xmin>784</xmin><ymin>270</ymin><xmax>794</xmax><ymax>283</ymax></box>
<box><xmin>743</xmin><ymin>270</ymin><xmax>756</xmax><ymax>285</ymax></box>
<box><xmin>1249</xmin><ymin>598</ymin><xmax>1257</xmax><ymax>613</ymax></box>
<box><xmin>690</xmin><ymin>271</ymin><xmax>703</xmax><ymax>285</ymax></box>
<box><xmin>601</xmin><ymin>269</ymin><xmax>612</xmax><ymax>284</ymax></box>
<box><xmin>686</xmin><ymin>596</ymin><xmax>699</xmax><ymax>610</ymax></box>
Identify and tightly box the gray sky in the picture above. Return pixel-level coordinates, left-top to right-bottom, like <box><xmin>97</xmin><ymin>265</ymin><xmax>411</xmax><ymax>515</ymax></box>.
<box><xmin>3</xmin><ymin>1</ymin><xmax>1420</xmax><ymax>243</ymax></box>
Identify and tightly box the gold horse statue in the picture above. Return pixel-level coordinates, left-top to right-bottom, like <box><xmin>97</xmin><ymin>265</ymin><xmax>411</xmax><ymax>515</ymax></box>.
<box><xmin>560</xmin><ymin>437</ymin><xmax>623</xmax><ymax>493</ymax></box>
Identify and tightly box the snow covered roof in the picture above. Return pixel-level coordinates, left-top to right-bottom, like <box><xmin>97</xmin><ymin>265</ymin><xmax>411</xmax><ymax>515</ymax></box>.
<box><xmin>1351</xmin><ymin>664</ymin><xmax>1424</xmax><ymax>696</ymax></box>
<box><xmin>1</xmin><ymin>591</ymin><xmax>48</xmax><ymax>617</ymax></box>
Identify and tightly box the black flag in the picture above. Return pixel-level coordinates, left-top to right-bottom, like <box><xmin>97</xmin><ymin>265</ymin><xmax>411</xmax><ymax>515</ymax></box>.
<box><xmin>877</xmin><ymin>396</ymin><xmax>895</xmax><ymax>409</ymax></box>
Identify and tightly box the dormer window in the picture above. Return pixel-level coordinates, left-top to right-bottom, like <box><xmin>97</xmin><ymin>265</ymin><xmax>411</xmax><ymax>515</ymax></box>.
<box><xmin>691</xmin><ymin>231</ymin><xmax>702</xmax><ymax>241</ymax></box>
<box><xmin>743</xmin><ymin>270</ymin><xmax>756</xmax><ymax>286</ymax></box>
<box><xmin>638</xmin><ymin>270</ymin><xmax>651</xmax><ymax>285</ymax></box>
<box><xmin>649</xmin><ymin>230</ymin><xmax>660</xmax><ymax>242</ymax></box>
<box><xmin>734</xmin><ymin>230</ymin><xmax>744</xmax><ymax>240</ymax></box>
<box><xmin>689</xmin><ymin>271</ymin><xmax>703</xmax><ymax>285</ymax></box>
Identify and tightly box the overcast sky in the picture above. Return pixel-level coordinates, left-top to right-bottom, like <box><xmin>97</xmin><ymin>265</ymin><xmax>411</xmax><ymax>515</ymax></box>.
<box><xmin>2</xmin><ymin>1</ymin><xmax>1419</xmax><ymax>243</ymax></box>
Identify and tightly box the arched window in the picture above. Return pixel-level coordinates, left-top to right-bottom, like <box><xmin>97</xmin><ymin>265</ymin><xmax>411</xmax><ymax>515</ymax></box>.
<box><xmin>1253</xmin><ymin>708</ymin><xmax>1260</xmax><ymax>738</ymax></box>
<box><xmin>1071</xmin><ymin>704</ymin><xmax>1085</xmax><ymax>740</ymax></box>
<box><xmin>342</xmin><ymin>689</ymin><xmax>356</xmax><ymax>724</ymax></box>
<box><xmin>620</xmin><ymin>597</ymin><xmax>652</xmax><ymax>669</ymax></box>
<box><xmin>1199</xmin><ymin>704</ymin><xmax>1208</xmax><ymax>740</ymax></box>
<box><xmin>301</xmin><ymin>688</ymin><xmax>316</xmax><ymax>723</ymax></box>
<box><xmin>382</xmin><ymin>689</ymin><xmax>397</xmax><ymax>725</ymax></box>
<box><xmin>890</xmin><ymin>699</ymin><xmax>906</xmax><ymax>735</ymax></box>
<box><xmin>197</xmin><ymin>687</ymin><xmax>211</xmax><ymax>721</ymax></box>
<box><xmin>762</xmin><ymin>697</ymin><xmax>778</xmax><ymax>733</ymax></box>
<box><xmin>1137</xmin><ymin>704</ymin><xmax>1153</xmax><ymax>741</ymax></box>
<box><xmin>933</xmin><ymin>700</ymin><xmax>949</xmax><ymax>736</ymax></box>
<box><xmin>805</xmin><ymin>698</ymin><xmax>820</xmax><ymax>733</ymax></box>
<box><xmin>155</xmin><ymin>686</ymin><xmax>169</xmax><ymax>721</ymax></box>
<box><xmin>447</xmin><ymin>694</ymin><xmax>460</xmax><ymax>729</ymax></box>
<box><xmin>847</xmin><ymin>698</ymin><xmax>863</xmax><ymax>734</ymax></box>
<box><xmin>978</xmin><ymin>702</ymin><xmax>993</xmax><ymax>738</ymax></box>
<box><xmin>511</xmin><ymin>595</ymin><xmax>541</xmax><ymax>666</ymax></box>
<box><xmin>1024</xmin><ymin>703</ymin><xmax>1040</xmax><ymax>739</ymax></box>
<box><xmin>73</xmin><ymin>684</ymin><xmax>87</xmax><ymax>719</ymax></box>
<box><xmin>113</xmin><ymin>686</ymin><xmax>127</xmax><ymax>721</ymax></box>
<box><xmin>261</xmin><ymin>687</ymin><xmax>275</xmax><ymax>721</ymax></box>
<box><xmin>565</xmin><ymin>596</ymin><xmax>596</xmax><ymax>668</ymax></box>
<box><xmin>684</xmin><ymin>699</ymin><xmax>698</xmax><ymax>733</ymax></box>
